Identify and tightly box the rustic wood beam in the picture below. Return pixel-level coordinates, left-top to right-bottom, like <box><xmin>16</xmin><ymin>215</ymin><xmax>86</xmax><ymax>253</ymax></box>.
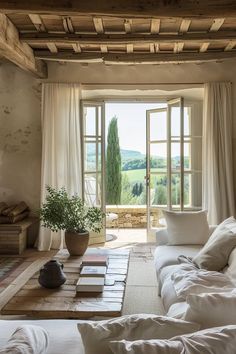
<box><xmin>21</xmin><ymin>31</ymin><xmax>236</xmax><ymax>45</ymax></box>
<box><xmin>72</xmin><ymin>43</ymin><xmax>81</xmax><ymax>52</ymax></box>
<box><xmin>34</xmin><ymin>50</ymin><xmax>236</xmax><ymax>64</ymax></box>
<box><xmin>209</xmin><ymin>18</ymin><xmax>225</xmax><ymax>32</ymax></box>
<box><xmin>179</xmin><ymin>19</ymin><xmax>191</xmax><ymax>33</ymax></box>
<box><xmin>62</xmin><ymin>16</ymin><xmax>74</xmax><ymax>33</ymax></box>
<box><xmin>93</xmin><ymin>17</ymin><xmax>104</xmax><ymax>34</ymax></box>
<box><xmin>124</xmin><ymin>19</ymin><xmax>132</xmax><ymax>34</ymax></box>
<box><xmin>174</xmin><ymin>43</ymin><xmax>184</xmax><ymax>53</ymax></box>
<box><xmin>28</xmin><ymin>14</ymin><xmax>46</xmax><ymax>32</ymax></box>
<box><xmin>199</xmin><ymin>43</ymin><xmax>210</xmax><ymax>52</ymax></box>
<box><xmin>0</xmin><ymin>13</ymin><xmax>47</xmax><ymax>78</ymax></box>
<box><xmin>224</xmin><ymin>41</ymin><xmax>236</xmax><ymax>51</ymax></box>
<box><xmin>1</xmin><ymin>1</ymin><xmax>236</xmax><ymax>18</ymax></box>
<box><xmin>47</xmin><ymin>43</ymin><xmax>58</xmax><ymax>53</ymax></box>
<box><xmin>150</xmin><ymin>19</ymin><xmax>160</xmax><ymax>34</ymax></box>
<box><xmin>126</xmin><ymin>44</ymin><xmax>133</xmax><ymax>53</ymax></box>
<box><xmin>100</xmin><ymin>44</ymin><xmax>108</xmax><ymax>53</ymax></box>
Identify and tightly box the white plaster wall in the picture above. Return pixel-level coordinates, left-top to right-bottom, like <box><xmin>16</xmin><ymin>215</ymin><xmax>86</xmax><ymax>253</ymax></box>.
<box><xmin>0</xmin><ymin>62</ymin><xmax>41</xmax><ymax>215</ymax></box>
<box><xmin>1</xmin><ymin>58</ymin><xmax>236</xmax><ymax>220</ymax></box>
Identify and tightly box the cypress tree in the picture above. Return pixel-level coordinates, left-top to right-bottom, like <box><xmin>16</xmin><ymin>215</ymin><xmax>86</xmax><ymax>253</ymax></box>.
<box><xmin>106</xmin><ymin>117</ymin><xmax>122</xmax><ymax>205</ymax></box>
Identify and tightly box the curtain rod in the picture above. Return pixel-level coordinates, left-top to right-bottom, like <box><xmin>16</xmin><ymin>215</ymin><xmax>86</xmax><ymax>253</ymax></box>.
<box><xmin>40</xmin><ymin>81</ymin><xmax>205</xmax><ymax>85</ymax></box>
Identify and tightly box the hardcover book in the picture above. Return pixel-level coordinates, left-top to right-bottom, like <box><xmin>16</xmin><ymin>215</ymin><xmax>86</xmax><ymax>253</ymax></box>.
<box><xmin>82</xmin><ymin>255</ymin><xmax>109</xmax><ymax>267</ymax></box>
<box><xmin>80</xmin><ymin>266</ymin><xmax>106</xmax><ymax>277</ymax></box>
<box><xmin>76</xmin><ymin>277</ymin><xmax>104</xmax><ymax>293</ymax></box>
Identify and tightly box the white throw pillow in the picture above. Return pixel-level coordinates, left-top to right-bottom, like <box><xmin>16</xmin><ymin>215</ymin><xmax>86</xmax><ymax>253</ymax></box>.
<box><xmin>109</xmin><ymin>325</ymin><xmax>236</xmax><ymax>354</ymax></box>
<box><xmin>193</xmin><ymin>216</ymin><xmax>236</xmax><ymax>271</ymax></box>
<box><xmin>77</xmin><ymin>314</ymin><xmax>200</xmax><ymax>354</ymax></box>
<box><xmin>184</xmin><ymin>291</ymin><xmax>236</xmax><ymax>329</ymax></box>
<box><xmin>0</xmin><ymin>325</ymin><xmax>49</xmax><ymax>354</ymax></box>
<box><xmin>162</xmin><ymin>210</ymin><xmax>209</xmax><ymax>245</ymax></box>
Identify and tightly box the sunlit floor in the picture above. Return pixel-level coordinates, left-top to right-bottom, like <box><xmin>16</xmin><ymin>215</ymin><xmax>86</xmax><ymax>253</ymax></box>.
<box><xmin>104</xmin><ymin>228</ymin><xmax>147</xmax><ymax>248</ymax></box>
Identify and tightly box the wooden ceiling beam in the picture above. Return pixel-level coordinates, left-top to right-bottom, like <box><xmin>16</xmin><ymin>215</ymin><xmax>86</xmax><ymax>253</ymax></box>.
<box><xmin>0</xmin><ymin>13</ymin><xmax>47</xmax><ymax>78</ymax></box>
<box><xmin>1</xmin><ymin>1</ymin><xmax>236</xmax><ymax>18</ymax></box>
<box><xmin>93</xmin><ymin>17</ymin><xmax>104</xmax><ymax>34</ymax></box>
<box><xmin>28</xmin><ymin>14</ymin><xmax>46</xmax><ymax>32</ymax></box>
<box><xmin>150</xmin><ymin>19</ymin><xmax>160</xmax><ymax>34</ymax></box>
<box><xmin>224</xmin><ymin>41</ymin><xmax>236</xmax><ymax>51</ymax></box>
<box><xmin>72</xmin><ymin>43</ymin><xmax>81</xmax><ymax>52</ymax></box>
<box><xmin>209</xmin><ymin>18</ymin><xmax>225</xmax><ymax>32</ymax></box>
<box><xmin>21</xmin><ymin>31</ymin><xmax>236</xmax><ymax>45</ymax></box>
<box><xmin>124</xmin><ymin>19</ymin><xmax>132</xmax><ymax>34</ymax></box>
<box><xmin>47</xmin><ymin>43</ymin><xmax>58</xmax><ymax>53</ymax></box>
<box><xmin>34</xmin><ymin>50</ymin><xmax>236</xmax><ymax>64</ymax></box>
<box><xmin>62</xmin><ymin>16</ymin><xmax>74</xmax><ymax>33</ymax></box>
<box><xmin>200</xmin><ymin>42</ymin><xmax>210</xmax><ymax>52</ymax></box>
<box><xmin>179</xmin><ymin>19</ymin><xmax>191</xmax><ymax>33</ymax></box>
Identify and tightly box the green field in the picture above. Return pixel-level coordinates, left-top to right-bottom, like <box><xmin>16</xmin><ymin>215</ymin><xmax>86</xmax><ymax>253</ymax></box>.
<box><xmin>122</xmin><ymin>168</ymin><xmax>162</xmax><ymax>183</ymax></box>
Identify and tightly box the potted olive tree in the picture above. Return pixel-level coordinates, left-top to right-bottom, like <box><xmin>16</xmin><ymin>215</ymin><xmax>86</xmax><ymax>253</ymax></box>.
<box><xmin>40</xmin><ymin>186</ymin><xmax>104</xmax><ymax>256</ymax></box>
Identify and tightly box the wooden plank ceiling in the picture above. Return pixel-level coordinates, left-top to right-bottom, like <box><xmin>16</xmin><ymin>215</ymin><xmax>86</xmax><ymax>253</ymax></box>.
<box><xmin>1</xmin><ymin>1</ymin><xmax>236</xmax><ymax>71</ymax></box>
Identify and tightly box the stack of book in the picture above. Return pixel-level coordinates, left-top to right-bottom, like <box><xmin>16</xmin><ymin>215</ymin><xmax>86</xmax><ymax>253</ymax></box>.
<box><xmin>76</xmin><ymin>255</ymin><xmax>109</xmax><ymax>293</ymax></box>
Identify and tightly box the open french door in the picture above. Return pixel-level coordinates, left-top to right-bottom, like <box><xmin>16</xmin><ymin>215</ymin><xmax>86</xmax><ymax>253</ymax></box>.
<box><xmin>146</xmin><ymin>98</ymin><xmax>184</xmax><ymax>237</ymax></box>
<box><xmin>81</xmin><ymin>101</ymin><xmax>106</xmax><ymax>244</ymax></box>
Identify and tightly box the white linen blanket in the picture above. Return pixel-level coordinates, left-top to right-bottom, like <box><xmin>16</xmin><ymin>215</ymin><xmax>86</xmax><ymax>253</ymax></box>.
<box><xmin>171</xmin><ymin>268</ymin><xmax>235</xmax><ymax>299</ymax></box>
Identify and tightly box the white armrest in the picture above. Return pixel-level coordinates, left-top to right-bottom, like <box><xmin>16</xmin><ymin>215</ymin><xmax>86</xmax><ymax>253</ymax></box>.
<box><xmin>156</xmin><ymin>228</ymin><xmax>168</xmax><ymax>245</ymax></box>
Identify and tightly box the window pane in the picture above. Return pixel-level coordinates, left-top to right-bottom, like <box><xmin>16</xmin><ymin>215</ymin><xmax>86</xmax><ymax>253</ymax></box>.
<box><xmin>184</xmin><ymin>107</ymin><xmax>190</xmax><ymax>136</ymax></box>
<box><xmin>84</xmin><ymin>173</ymin><xmax>101</xmax><ymax>207</ymax></box>
<box><xmin>84</xmin><ymin>143</ymin><xmax>96</xmax><ymax>171</ymax></box>
<box><xmin>84</xmin><ymin>107</ymin><xmax>96</xmax><ymax>136</ymax></box>
<box><xmin>184</xmin><ymin>142</ymin><xmax>191</xmax><ymax>170</ymax></box>
<box><xmin>150</xmin><ymin>143</ymin><xmax>167</xmax><ymax>172</ymax></box>
<box><xmin>170</xmin><ymin>106</ymin><xmax>180</xmax><ymax>138</ymax></box>
<box><xmin>171</xmin><ymin>143</ymin><xmax>180</xmax><ymax>171</ymax></box>
<box><xmin>150</xmin><ymin>110</ymin><xmax>167</xmax><ymax>141</ymax></box>
<box><xmin>191</xmin><ymin>171</ymin><xmax>202</xmax><ymax>208</ymax></box>
<box><xmin>171</xmin><ymin>173</ymin><xmax>181</xmax><ymax>208</ymax></box>
<box><xmin>151</xmin><ymin>174</ymin><xmax>167</xmax><ymax>206</ymax></box>
<box><xmin>184</xmin><ymin>173</ymin><xmax>191</xmax><ymax>207</ymax></box>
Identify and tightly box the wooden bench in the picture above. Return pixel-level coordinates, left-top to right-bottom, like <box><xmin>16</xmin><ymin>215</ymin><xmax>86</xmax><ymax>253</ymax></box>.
<box><xmin>0</xmin><ymin>217</ymin><xmax>38</xmax><ymax>254</ymax></box>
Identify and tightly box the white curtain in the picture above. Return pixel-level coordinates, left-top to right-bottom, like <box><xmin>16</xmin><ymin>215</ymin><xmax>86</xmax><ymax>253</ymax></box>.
<box><xmin>203</xmin><ymin>82</ymin><xmax>235</xmax><ymax>225</ymax></box>
<box><xmin>37</xmin><ymin>83</ymin><xmax>82</xmax><ymax>251</ymax></box>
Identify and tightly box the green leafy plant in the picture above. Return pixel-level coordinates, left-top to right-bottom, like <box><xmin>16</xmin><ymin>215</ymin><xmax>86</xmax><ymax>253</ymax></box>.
<box><xmin>40</xmin><ymin>186</ymin><xmax>104</xmax><ymax>233</ymax></box>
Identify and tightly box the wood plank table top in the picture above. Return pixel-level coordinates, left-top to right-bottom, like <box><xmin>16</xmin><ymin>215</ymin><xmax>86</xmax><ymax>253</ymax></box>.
<box><xmin>1</xmin><ymin>248</ymin><xmax>130</xmax><ymax>319</ymax></box>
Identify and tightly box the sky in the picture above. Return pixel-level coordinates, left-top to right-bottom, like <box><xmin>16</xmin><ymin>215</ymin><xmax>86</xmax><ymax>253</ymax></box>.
<box><xmin>105</xmin><ymin>102</ymin><xmax>166</xmax><ymax>154</ymax></box>
<box><xmin>105</xmin><ymin>102</ymin><xmax>190</xmax><ymax>157</ymax></box>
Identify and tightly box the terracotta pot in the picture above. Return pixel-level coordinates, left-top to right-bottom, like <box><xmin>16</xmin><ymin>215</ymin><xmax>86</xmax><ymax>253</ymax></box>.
<box><xmin>65</xmin><ymin>231</ymin><xmax>89</xmax><ymax>256</ymax></box>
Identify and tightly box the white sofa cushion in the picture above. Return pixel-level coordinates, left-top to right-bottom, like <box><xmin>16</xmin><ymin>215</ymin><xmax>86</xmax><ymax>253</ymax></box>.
<box><xmin>167</xmin><ymin>302</ymin><xmax>188</xmax><ymax>319</ymax></box>
<box><xmin>0</xmin><ymin>325</ymin><xmax>48</xmax><ymax>354</ymax></box>
<box><xmin>0</xmin><ymin>320</ymin><xmax>84</xmax><ymax>354</ymax></box>
<box><xmin>154</xmin><ymin>245</ymin><xmax>201</xmax><ymax>275</ymax></box>
<box><xmin>77</xmin><ymin>314</ymin><xmax>200</xmax><ymax>354</ymax></box>
<box><xmin>193</xmin><ymin>216</ymin><xmax>236</xmax><ymax>271</ymax></box>
<box><xmin>224</xmin><ymin>247</ymin><xmax>236</xmax><ymax>284</ymax></box>
<box><xmin>162</xmin><ymin>210</ymin><xmax>209</xmax><ymax>245</ymax></box>
<box><xmin>184</xmin><ymin>291</ymin><xmax>236</xmax><ymax>329</ymax></box>
<box><xmin>109</xmin><ymin>326</ymin><xmax>236</xmax><ymax>354</ymax></box>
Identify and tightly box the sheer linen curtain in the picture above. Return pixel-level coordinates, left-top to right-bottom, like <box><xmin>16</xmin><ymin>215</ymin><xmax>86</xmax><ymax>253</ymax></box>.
<box><xmin>37</xmin><ymin>83</ymin><xmax>82</xmax><ymax>251</ymax></box>
<box><xmin>203</xmin><ymin>82</ymin><xmax>235</xmax><ymax>225</ymax></box>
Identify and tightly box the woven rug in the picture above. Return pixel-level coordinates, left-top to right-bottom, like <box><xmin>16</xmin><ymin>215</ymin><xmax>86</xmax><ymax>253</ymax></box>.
<box><xmin>0</xmin><ymin>257</ymin><xmax>24</xmax><ymax>283</ymax></box>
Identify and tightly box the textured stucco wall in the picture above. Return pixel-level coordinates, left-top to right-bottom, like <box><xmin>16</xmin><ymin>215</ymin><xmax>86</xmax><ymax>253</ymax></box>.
<box><xmin>1</xmin><ymin>58</ymin><xmax>236</xmax><ymax>221</ymax></box>
<box><xmin>0</xmin><ymin>62</ymin><xmax>41</xmax><ymax>216</ymax></box>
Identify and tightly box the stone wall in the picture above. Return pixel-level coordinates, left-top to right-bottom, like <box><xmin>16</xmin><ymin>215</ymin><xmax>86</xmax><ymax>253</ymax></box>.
<box><xmin>106</xmin><ymin>205</ymin><xmax>163</xmax><ymax>228</ymax></box>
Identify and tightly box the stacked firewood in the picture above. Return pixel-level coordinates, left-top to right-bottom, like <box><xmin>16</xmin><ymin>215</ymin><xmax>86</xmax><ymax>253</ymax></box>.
<box><xmin>0</xmin><ymin>202</ymin><xmax>30</xmax><ymax>224</ymax></box>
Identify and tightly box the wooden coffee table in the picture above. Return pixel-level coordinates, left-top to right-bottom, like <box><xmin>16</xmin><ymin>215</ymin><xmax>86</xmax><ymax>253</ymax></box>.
<box><xmin>1</xmin><ymin>248</ymin><xmax>130</xmax><ymax>319</ymax></box>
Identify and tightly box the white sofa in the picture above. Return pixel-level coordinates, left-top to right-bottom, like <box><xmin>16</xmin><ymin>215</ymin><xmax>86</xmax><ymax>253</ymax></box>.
<box><xmin>0</xmin><ymin>319</ymin><xmax>84</xmax><ymax>354</ymax></box>
<box><xmin>154</xmin><ymin>226</ymin><xmax>236</xmax><ymax>316</ymax></box>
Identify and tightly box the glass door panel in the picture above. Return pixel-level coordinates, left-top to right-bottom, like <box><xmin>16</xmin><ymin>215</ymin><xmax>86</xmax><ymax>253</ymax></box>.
<box><xmin>167</xmin><ymin>98</ymin><xmax>184</xmax><ymax>210</ymax></box>
<box><xmin>146</xmin><ymin>108</ymin><xmax>167</xmax><ymax>236</ymax></box>
<box><xmin>82</xmin><ymin>102</ymin><xmax>105</xmax><ymax>245</ymax></box>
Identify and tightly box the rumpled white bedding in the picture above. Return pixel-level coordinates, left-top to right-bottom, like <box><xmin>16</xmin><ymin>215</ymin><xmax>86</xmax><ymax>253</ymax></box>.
<box><xmin>171</xmin><ymin>268</ymin><xmax>235</xmax><ymax>299</ymax></box>
<box><xmin>0</xmin><ymin>325</ymin><xmax>49</xmax><ymax>354</ymax></box>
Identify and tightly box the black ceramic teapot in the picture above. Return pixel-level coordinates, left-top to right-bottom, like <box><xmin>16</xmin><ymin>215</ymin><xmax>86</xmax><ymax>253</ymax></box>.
<box><xmin>38</xmin><ymin>260</ymin><xmax>66</xmax><ymax>288</ymax></box>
